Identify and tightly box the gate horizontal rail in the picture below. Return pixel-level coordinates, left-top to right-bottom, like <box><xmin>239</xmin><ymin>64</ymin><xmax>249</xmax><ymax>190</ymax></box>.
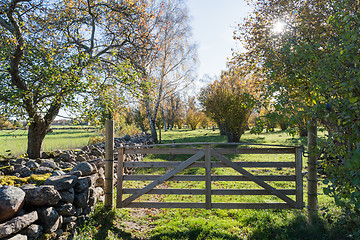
<box><xmin>116</xmin><ymin>143</ymin><xmax>304</xmax><ymax>210</ymax></box>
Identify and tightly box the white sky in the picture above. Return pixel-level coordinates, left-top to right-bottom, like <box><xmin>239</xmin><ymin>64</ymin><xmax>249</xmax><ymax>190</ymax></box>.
<box><xmin>186</xmin><ymin>0</ymin><xmax>252</xmax><ymax>85</ymax></box>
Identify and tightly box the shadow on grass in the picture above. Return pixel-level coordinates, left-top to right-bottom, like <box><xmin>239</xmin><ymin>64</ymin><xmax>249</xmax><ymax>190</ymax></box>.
<box><xmin>76</xmin><ymin>205</ymin><xmax>140</xmax><ymax>240</ymax></box>
<box><xmin>150</xmin><ymin>228</ymin><xmax>241</xmax><ymax>240</ymax></box>
<box><xmin>248</xmin><ymin>214</ymin><xmax>349</xmax><ymax>240</ymax></box>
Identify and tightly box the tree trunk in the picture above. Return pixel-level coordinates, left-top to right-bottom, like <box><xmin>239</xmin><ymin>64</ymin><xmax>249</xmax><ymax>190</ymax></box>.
<box><xmin>27</xmin><ymin>120</ymin><xmax>50</xmax><ymax>159</ymax></box>
<box><xmin>149</xmin><ymin>118</ymin><xmax>158</xmax><ymax>143</ymax></box>
<box><xmin>226</xmin><ymin>131</ymin><xmax>241</xmax><ymax>143</ymax></box>
<box><xmin>219</xmin><ymin>123</ymin><xmax>226</xmax><ymax>135</ymax></box>
<box><xmin>158</xmin><ymin>125</ymin><xmax>162</xmax><ymax>144</ymax></box>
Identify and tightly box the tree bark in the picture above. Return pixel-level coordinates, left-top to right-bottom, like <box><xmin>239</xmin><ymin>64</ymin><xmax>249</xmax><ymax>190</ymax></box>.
<box><xmin>226</xmin><ymin>131</ymin><xmax>241</xmax><ymax>143</ymax></box>
<box><xmin>27</xmin><ymin>120</ymin><xmax>50</xmax><ymax>159</ymax></box>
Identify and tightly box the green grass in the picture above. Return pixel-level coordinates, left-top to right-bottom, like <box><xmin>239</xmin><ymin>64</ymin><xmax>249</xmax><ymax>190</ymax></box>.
<box><xmin>0</xmin><ymin>127</ymin><xmax>98</xmax><ymax>156</ymax></box>
<box><xmin>75</xmin><ymin>128</ymin><xmax>357</xmax><ymax>240</ymax></box>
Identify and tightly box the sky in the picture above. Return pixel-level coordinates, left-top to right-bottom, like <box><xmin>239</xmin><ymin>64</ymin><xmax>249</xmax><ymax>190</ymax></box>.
<box><xmin>186</xmin><ymin>0</ymin><xmax>252</xmax><ymax>84</ymax></box>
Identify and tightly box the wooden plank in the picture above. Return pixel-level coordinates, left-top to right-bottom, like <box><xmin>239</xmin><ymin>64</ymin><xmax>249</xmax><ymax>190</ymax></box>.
<box><xmin>124</xmin><ymin>148</ymin><xmax>201</xmax><ymax>155</ymax></box>
<box><xmin>123</xmin><ymin>202</ymin><xmax>291</xmax><ymax>209</ymax></box>
<box><xmin>116</xmin><ymin>148</ymin><xmax>124</xmax><ymax>208</ymax></box>
<box><xmin>212</xmin><ymin>161</ymin><xmax>296</xmax><ymax>168</ymax></box>
<box><xmin>122</xmin><ymin>188</ymin><xmax>296</xmax><ymax>195</ymax></box>
<box><xmin>124</xmin><ymin>202</ymin><xmax>206</xmax><ymax>209</ymax></box>
<box><xmin>123</xmin><ymin>161</ymin><xmax>296</xmax><ymax>168</ymax></box>
<box><xmin>123</xmin><ymin>188</ymin><xmax>205</xmax><ymax>195</ymax></box>
<box><xmin>211</xmin><ymin>149</ymin><xmax>297</xmax><ymax>208</ymax></box>
<box><xmin>120</xmin><ymin>142</ymin><xmax>299</xmax><ymax>148</ymax></box>
<box><xmin>123</xmin><ymin>175</ymin><xmax>296</xmax><ymax>182</ymax></box>
<box><xmin>123</xmin><ymin>175</ymin><xmax>205</xmax><ymax>181</ymax></box>
<box><xmin>211</xmin><ymin>189</ymin><xmax>296</xmax><ymax>195</ymax></box>
<box><xmin>212</xmin><ymin>175</ymin><xmax>296</xmax><ymax>181</ymax></box>
<box><xmin>211</xmin><ymin>203</ymin><xmax>292</xmax><ymax>209</ymax></box>
<box><xmin>121</xmin><ymin>150</ymin><xmax>205</xmax><ymax>207</ymax></box>
<box><xmin>215</xmin><ymin>148</ymin><xmax>296</xmax><ymax>155</ymax></box>
<box><xmin>295</xmin><ymin>147</ymin><xmax>304</xmax><ymax>209</ymax></box>
<box><xmin>124</xmin><ymin>147</ymin><xmax>296</xmax><ymax>155</ymax></box>
<box><xmin>205</xmin><ymin>145</ymin><xmax>212</xmax><ymax>209</ymax></box>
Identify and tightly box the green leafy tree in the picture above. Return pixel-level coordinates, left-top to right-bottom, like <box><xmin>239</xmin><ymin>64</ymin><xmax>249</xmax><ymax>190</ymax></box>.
<box><xmin>235</xmin><ymin>0</ymin><xmax>360</xmax><ymax>221</ymax></box>
<box><xmin>0</xmin><ymin>0</ymin><xmax>154</xmax><ymax>158</ymax></box>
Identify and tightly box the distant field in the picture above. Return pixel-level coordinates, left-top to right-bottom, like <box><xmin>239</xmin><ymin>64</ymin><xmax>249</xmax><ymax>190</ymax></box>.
<box><xmin>0</xmin><ymin>126</ymin><xmax>98</xmax><ymax>156</ymax></box>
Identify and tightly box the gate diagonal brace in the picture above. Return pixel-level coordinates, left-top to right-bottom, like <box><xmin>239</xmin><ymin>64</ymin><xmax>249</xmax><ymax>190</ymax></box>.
<box><xmin>121</xmin><ymin>150</ymin><xmax>206</xmax><ymax>207</ymax></box>
<box><xmin>211</xmin><ymin>149</ymin><xmax>297</xmax><ymax>208</ymax></box>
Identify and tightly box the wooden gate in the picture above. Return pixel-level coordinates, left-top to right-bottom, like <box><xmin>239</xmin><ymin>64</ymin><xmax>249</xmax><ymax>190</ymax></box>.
<box><xmin>116</xmin><ymin>143</ymin><xmax>304</xmax><ymax>209</ymax></box>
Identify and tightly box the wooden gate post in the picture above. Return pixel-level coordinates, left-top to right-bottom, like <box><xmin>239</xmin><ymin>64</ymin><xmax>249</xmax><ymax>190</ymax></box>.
<box><xmin>205</xmin><ymin>144</ymin><xmax>211</xmax><ymax>209</ymax></box>
<box><xmin>307</xmin><ymin>120</ymin><xmax>318</xmax><ymax>218</ymax></box>
<box><xmin>105</xmin><ymin>119</ymin><xmax>114</xmax><ymax>209</ymax></box>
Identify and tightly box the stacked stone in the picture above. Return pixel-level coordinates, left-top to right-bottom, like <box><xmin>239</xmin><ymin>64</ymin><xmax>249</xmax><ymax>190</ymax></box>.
<box><xmin>0</xmin><ymin>133</ymin><xmax>152</xmax><ymax>178</ymax></box>
<box><xmin>0</xmin><ymin>162</ymin><xmax>104</xmax><ymax>240</ymax></box>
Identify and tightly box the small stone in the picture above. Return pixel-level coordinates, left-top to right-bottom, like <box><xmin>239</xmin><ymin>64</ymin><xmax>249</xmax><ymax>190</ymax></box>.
<box><xmin>35</xmin><ymin>166</ymin><xmax>54</xmax><ymax>174</ymax></box>
<box><xmin>58</xmin><ymin>153</ymin><xmax>73</xmax><ymax>162</ymax></box>
<box><xmin>59</xmin><ymin>161</ymin><xmax>75</xmax><ymax>169</ymax></box>
<box><xmin>44</xmin><ymin>175</ymin><xmax>78</xmax><ymax>191</ymax></box>
<box><xmin>6</xmin><ymin>234</ymin><xmax>28</xmax><ymax>240</ymax></box>
<box><xmin>20</xmin><ymin>224</ymin><xmax>43</xmax><ymax>240</ymax></box>
<box><xmin>74</xmin><ymin>176</ymin><xmax>95</xmax><ymax>193</ymax></box>
<box><xmin>56</xmin><ymin>203</ymin><xmax>76</xmax><ymax>217</ymax></box>
<box><xmin>58</xmin><ymin>188</ymin><xmax>74</xmax><ymax>203</ymax></box>
<box><xmin>41</xmin><ymin>152</ymin><xmax>50</xmax><ymax>159</ymax></box>
<box><xmin>24</xmin><ymin>160</ymin><xmax>40</xmax><ymax>170</ymax></box>
<box><xmin>68</xmin><ymin>170</ymin><xmax>82</xmax><ymax>177</ymax></box>
<box><xmin>15</xmin><ymin>166</ymin><xmax>32</xmax><ymax>178</ymax></box>
<box><xmin>91</xmin><ymin>148</ymin><xmax>104</xmax><ymax>157</ymax></box>
<box><xmin>0</xmin><ymin>186</ymin><xmax>25</xmax><ymax>223</ymax></box>
<box><xmin>73</xmin><ymin>190</ymin><xmax>89</xmax><ymax>208</ymax></box>
<box><xmin>63</xmin><ymin>216</ymin><xmax>77</xmax><ymax>224</ymax></box>
<box><xmin>39</xmin><ymin>159</ymin><xmax>58</xmax><ymax>169</ymax></box>
<box><xmin>50</xmin><ymin>170</ymin><xmax>66</xmax><ymax>177</ymax></box>
<box><xmin>37</xmin><ymin>207</ymin><xmax>60</xmax><ymax>233</ymax></box>
<box><xmin>71</xmin><ymin>162</ymin><xmax>94</xmax><ymax>176</ymax></box>
<box><xmin>22</xmin><ymin>185</ymin><xmax>61</xmax><ymax>207</ymax></box>
<box><xmin>75</xmin><ymin>155</ymin><xmax>86</xmax><ymax>162</ymax></box>
<box><xmin>123</xmin><ymin>135</ymin><xmax>131</xmax><ymax>141</ymax></box>
<box><xmin>0</xmin><ymin>211</ymin><xmax>38</xmax><ymax>239</ymax></box>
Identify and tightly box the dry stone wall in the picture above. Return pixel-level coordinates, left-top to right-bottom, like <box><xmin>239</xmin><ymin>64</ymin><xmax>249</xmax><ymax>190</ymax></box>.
<box><xmin>0</xmin><ymin>134</ymin><xmax>152</xmax><ymax>240</ymax></box>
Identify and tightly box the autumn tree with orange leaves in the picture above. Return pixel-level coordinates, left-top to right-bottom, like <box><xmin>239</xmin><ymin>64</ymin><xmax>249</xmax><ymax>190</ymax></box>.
<box><xmin>199</xmin><ymin>67</ymin><xmax>257</xmax><ymax>142</ymax></box>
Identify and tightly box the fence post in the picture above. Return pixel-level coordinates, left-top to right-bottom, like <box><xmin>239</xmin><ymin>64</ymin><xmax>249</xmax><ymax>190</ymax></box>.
<box><xmin>105</xmin><ymin>119</ymin><xmax>114</xmax><ymax>209</ymax></box>
<box><xmin>205</xmin><ymin>144</ymin><xmax>211</xmax><ymax>209</ymax></box>
<box><xmin>307</xmin><ymin>120</ymin><xmax>318</xmax><ymax>218</ymax></box>
<box><xmin>295</xmin><ymin>147</ymin><xmax>304</xmax><ymax>209</ymax></box>
<box><xmin>116</xmin><ymin>147</ymin><xmax>124</xmax><ymax>208</ymax></box>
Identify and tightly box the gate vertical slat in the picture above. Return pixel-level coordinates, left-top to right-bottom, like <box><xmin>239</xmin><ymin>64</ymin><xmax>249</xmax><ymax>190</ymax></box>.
<box><xmin>116</xmin><ymin>148</ymin><xmax>125</xmax><ymax>208</ymax></box>
<box><xmin>295</xmin><ymin>147</ymin><xmax>304</xmax><ymax>209</ymax></box>
<box><xmin>205</xmin><ymin>145</ymin><xmax>212</xmax><ymax>209</ymax></box>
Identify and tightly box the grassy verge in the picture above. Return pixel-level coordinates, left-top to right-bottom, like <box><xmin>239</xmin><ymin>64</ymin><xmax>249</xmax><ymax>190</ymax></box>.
<box><xmin>75</xmin><ymin>128</ymin><xmax>356</xmax><ymax>240</ymax></box>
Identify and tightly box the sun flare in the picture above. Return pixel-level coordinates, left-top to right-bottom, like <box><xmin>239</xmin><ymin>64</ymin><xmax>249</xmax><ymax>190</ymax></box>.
<box><xmin>273</xmin><ymin>20</ymin><xmax>286</xmax><ymax>34</ymax></box>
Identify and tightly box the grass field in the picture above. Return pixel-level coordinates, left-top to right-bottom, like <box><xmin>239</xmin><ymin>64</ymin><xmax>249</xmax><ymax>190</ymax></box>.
<box><xmin>73</xmin><ymin>128</ymin><xmax>354</xmax><ymax>240</ymax></box>
<box><xmin>0</xmin><ymin>127</ymin><xmax>98</xmax><ymax>156</ymax></box>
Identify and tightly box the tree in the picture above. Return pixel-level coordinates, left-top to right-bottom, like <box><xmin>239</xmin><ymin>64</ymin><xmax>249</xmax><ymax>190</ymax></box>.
<box><xmin>235</xmin><ymin>0</ymin><xmax>360</xmax><ymax>221</ymax></box>
<box><xmin>139</xmin><ymin>0</ymin><xmax>197</xmax><ymax>143</ymax></box>
<box><xmin>0</xmin><ymin>0</ymin><xmax>154</xmax><ymax>158</ymax></box>
<box><xmin>185</xmin><ymin>96</ymin><xmax>201</xmax><ymax>130</ymax></box>
<box><xmin>199</xmin><ymin>68</ymin><xmax>257</xmax><ymax>142</ymax></box>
